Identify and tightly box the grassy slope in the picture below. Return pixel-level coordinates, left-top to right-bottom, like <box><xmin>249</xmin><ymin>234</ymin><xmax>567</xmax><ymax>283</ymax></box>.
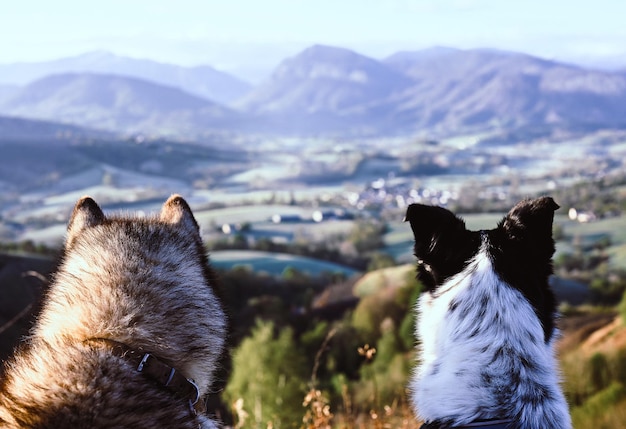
<box><xmin>558</xmin><ymin>311</ymin><xmax>626</xmax><ymax>429</ymax></box>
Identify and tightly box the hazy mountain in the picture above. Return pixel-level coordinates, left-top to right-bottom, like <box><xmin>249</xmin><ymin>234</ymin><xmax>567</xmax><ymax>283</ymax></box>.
<box><xmin>383</xmin><ymin>46</ymin><xmax>462</xmax><ymax>69</ymax></box>
<box><xmin>0</xmin><ymin>84</ymin><xmax>20</xmax><ymax>104</ymax></box>
<box><xmin>238</xmin><ymin>44</ymin><xmax>414</xmax><ymax>133</ymax></box>
<box><xmin>0</xmin><ymin>73</ymin><xmax>244</xmax><ymax>135</ymax></box>
<box><xmin>3</xmin><ymin>46</ymin><xmax>626</xmax><ymax>138</ymax></box>
<box><xmin>381</xmin><ymin>47</ymin><xmax>626</xmax><ymax>134</ymax></box>
<box><xmin>237</xmin><ymin>44</ymin><xmax>626</xmax><ymax>135</ymax></box>
<box><xmin>0</xmin><ymin>51</ymin><xmax>252</xmax><ymax>105</ymax></box>
<box><xmin>560</xmin><ymin>53</ymin><xmax>626</xmax><ymax>72</ymax></box>
<box><xmin>0</xmin><ymin>114</ymin><xmax>110</xmax><ymax>140</ymax></box>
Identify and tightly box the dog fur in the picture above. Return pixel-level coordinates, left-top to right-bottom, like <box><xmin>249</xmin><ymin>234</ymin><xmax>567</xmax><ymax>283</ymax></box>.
<box><xmin>0</xmin><ymin>195</ymin><xmax>227</xmax><ymax>429</ymax></box>
<box><xmin>406</xmin><ymin>197</ymin><xmax>571</xmax><ymax>429</ymax></box>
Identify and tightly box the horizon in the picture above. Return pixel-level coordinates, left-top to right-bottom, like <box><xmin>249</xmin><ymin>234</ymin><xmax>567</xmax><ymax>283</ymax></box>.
<box><xmin>3</xmin><ymin>1</ymin><xmax>626</xmax><ymax>82</ymax></box>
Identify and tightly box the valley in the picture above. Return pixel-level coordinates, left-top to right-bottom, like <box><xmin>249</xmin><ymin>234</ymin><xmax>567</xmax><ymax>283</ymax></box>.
<box><xmin>2</xmin><ymin>43</ymin><xmax>626</xmax><ymax>427</ymax></box>
<box><xmin>2</xmin><ymin>128</ymin><xmax>626</xmax><ymax>255</ymax></box>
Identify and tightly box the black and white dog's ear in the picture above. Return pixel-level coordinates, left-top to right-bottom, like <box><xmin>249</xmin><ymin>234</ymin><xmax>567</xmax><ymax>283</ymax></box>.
<box><xmin>498</xmin><ymin>197</ymin><xmax>559</xmax><ymax>260</ymax></box>
<box><xmin>404</xmin><ymin>204</ymin><xmax>466</xmax><ymax>257</ymax></box>
<box><xmin>500</xmin><ymin>197</ymin><xmax>559</xmax><ymax>241</ymax></box>
<box><xmin>404</xmin><ymin>204</ymin><xmax>471</xmax><ymax>291</ymax></box>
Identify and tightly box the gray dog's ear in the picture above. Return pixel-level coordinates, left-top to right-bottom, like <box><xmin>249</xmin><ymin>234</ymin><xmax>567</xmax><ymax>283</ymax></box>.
<box><xmin>67</xmin><ymin>196</ymin><xmax>105</xmax><ymax>246</ymax></box>
<box><xmin>160</xmin><ymin>194</ymin><xmax>199</xmax><ymax>233</ymax></box>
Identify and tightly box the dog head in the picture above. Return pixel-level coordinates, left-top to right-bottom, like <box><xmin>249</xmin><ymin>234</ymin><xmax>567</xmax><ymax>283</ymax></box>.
<box><xmin>55</xmin><ymin>194</ymin><xmax>226</xmax><ymax>394</ymax></box>
<box><xmin>405</xmin><ymin>197</ymin><xmax>560</xmax><ymax>342</ymax></box>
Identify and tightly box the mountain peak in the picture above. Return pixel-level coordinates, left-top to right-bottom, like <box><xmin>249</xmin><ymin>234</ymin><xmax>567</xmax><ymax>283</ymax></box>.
<box><xmin>299</xmin><ymin>44</ymin><xmax>363</xmax><ymax>59</ymax></box>
<box><xmin>272</xmin><ymin>43</ymin><xmax>406</xmax><ymax>82</ymax></box>
<box><xmin>385</xmin><ymin>46</ymin><xmax>460</xmax><ymax>62</ymax></box>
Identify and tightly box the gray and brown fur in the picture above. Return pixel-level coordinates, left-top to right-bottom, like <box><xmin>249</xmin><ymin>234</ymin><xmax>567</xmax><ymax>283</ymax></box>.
<box><xmin>0</xmin><ymin>195</ymin><xmax>227</xmax><ymax>429</ymax></box>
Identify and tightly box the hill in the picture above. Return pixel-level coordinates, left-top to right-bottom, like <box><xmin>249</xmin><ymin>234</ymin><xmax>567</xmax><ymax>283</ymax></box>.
<box><xmin>0</xmin><ymin>51</ymin><xmax>252</xmax><ymax>105</ymax></box>
<box><xmin>558</xmin><ymin>310</ymin><xmax>626</xmax><ymax>429</ymax></box>
<box><xmin>0</xmin><ymin>253</ymin><xmax>54</xmax><ymax>360</ymax></box>
<box><xmin>237</xmin><ymin>44</ymin><xmax>414</xmax><ymax>134</ymax></box>
<box><xmin>0</xmin><ymin>73</ymin><xmax>244</xmax><ymax>135</ymax></box>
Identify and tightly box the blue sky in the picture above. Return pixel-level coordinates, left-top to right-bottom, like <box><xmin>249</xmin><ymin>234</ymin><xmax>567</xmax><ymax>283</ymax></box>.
<box><xmin>2</xmin><ymin>0</ymin><xmax>625</xmax><ymax>75</ymax></box>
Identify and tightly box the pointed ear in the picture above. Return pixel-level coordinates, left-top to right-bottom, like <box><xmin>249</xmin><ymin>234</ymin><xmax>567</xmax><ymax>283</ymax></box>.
<box><xmin>499</xmin><ymin>197</ymin><xmax>559</xmax><ymax>243</ymax></box>
<box><xmin>404</xmin><ymin>204</ymin><xmax>466</xmax><ymax>256</ymax></box>
<box><xmin>160</xmin><ymin>194</ymin><xmax>199</xmax><ymax>233</ymax></box>
<box><xmin>67</xmin><ymin>196</ymin><xmax>105</xmax><ymax>246</ymax></box>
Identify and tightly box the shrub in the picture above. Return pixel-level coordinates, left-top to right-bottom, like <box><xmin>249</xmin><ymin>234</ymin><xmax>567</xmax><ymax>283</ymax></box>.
<box><xmin>224</xmin><ymin>321</ymin><xmax>308</xmax><ymax>429</ymax></box>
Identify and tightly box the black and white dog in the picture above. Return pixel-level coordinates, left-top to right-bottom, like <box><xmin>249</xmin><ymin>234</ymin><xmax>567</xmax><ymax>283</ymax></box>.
<box><xmin>405</xmin><ymin>197</ymin><xmax>571</xmax><ymax>429</ymax></box>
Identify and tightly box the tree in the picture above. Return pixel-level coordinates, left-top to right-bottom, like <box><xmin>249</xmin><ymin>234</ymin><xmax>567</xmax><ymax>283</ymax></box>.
<box><xmin>224</xmin><ymin>321</ymin><xmax>308</xmax><ymax>429</ymax></box>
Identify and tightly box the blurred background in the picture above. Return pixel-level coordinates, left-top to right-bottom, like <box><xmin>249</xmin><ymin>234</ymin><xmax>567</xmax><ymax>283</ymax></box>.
<box><xmin>1</xmin><ymin>1</ymin><xmax>626</xmax><ymax>427</ymax></box>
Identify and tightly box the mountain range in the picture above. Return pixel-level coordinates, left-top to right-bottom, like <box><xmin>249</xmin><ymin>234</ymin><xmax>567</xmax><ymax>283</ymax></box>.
<box><xmin>1</xmin><ymin>45</ymin><xmax>626</xmax><ymax>138</ymax></box>
<box><xmin>0</xmin><ymin>51</ymin><xmax>251</xmax><ymax>105</ymax></box>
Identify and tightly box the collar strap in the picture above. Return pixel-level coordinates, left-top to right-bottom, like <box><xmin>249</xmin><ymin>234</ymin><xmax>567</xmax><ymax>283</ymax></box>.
<box><xmin>85</xmin><ymin>338</ymin><xmax>202</xmax><ymax>413</ymax></box>
<box><xmin>421</xmin><ymin>419</ymin><xmax>514</xmax><ymax>429</ymax></box>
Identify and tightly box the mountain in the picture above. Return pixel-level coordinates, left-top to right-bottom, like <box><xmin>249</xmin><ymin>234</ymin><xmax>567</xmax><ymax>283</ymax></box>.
<box><xmin>238</xmin><ymin>44</ymin><xmax>626</xmax><ymax>136</ymax></box>
<box><xmin>0</xmin><ymin>73</ymin><xmax>244</xmax><ymax>136</ymax></box>
<box><xmin>0</xmin><ymin>84</ymin><xmax>20</xmax><ymax>104</ymax></box>
<box><xmin>380</xmin><ymin>47</ymin><xmax>626</xmax><ymax>134</ymax></box>
<box><xmin>237</xmin><ymin>44</ymin><xmax>414</xmax><ymax>133</ymax></box>
<box><xmin>384</xmin><ymin>49</ymin><xmax>626</xmax><ymax>133</ymax></box>
<box><xmin>3</xmin><ymin>46</ymin><xmax>626</xmax><ymax>138</ymax></box>
<box><xmin>0</xmin><ymin>51</ymin><xmax>252</xmax><ymax>105</ymax></box>
<box><xmin>383</xmin><ymin>46</ymin><xmax>462</xmax><ymax>69</ymax></box>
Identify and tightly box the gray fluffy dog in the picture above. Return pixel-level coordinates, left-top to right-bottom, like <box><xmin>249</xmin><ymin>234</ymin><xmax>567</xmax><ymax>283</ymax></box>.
<box><xmin>0</xmin><ymin>195</ymin><xmax>226</xmax><ymax>428</ymax></box>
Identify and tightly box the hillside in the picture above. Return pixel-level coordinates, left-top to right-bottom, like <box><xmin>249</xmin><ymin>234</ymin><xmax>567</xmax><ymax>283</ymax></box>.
<box><xmin>0</xmin><ymin>51</ymin><xmax>252</xmax><ymax>104</ymax></box>
<box><xmin>0</xmin><ymin>253</ymin><xmax>54</xmax><ymax>360</ymax></box>
<box><xmin>0</xmin><ymin>73</ymin><xmax>244</xmax><ymax>135</ymax></box>
<box><xmin>0</xmin><ymin>137</ymin><xmax>252</xmax><ymax>215</ymax></box>
<box><xmin>0</xmin><ymin>114</ymin><xmax>109</xmax><ymax>140</ymax></box>
<box><xmin>558</xmin><ymin>310</ymin><xmax>626</xmax><ymax>429</ymax></box>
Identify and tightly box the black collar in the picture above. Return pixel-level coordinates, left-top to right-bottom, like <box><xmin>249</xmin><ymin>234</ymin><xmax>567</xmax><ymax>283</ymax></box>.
<box><xmin>421</xmin><ymin>419</ymin><xmax>514</xmax><ymax>429</ymax></box>
<box><xmin>85</xmin><ymin>338</ymin><xmax>203</xmax><ymax>414</ymax></box>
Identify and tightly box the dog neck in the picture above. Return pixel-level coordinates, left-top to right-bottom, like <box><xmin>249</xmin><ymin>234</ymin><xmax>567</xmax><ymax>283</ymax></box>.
<box><xmin>84</xmin><ymin>338</ymin><xmax>203</xmax><ymax>414</ymax></box>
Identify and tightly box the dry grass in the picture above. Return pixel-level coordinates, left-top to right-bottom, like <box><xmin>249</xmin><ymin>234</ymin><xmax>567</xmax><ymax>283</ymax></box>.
<box><xmin>301</xmin><ymin>333</ymin><xmax>423</xmax><ymax>429</ymax></box>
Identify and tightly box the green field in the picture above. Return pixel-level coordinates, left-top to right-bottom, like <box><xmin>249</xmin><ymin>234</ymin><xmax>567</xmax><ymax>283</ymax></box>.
<box><xmin>560</xmin><ymin>215</ymin><xmax>626</xmax><ymax>269</ymax></box>
<box><xmin>211</xmin><ymin>250</ymin><xmax>360</xmax><ymax>277</ymax></box>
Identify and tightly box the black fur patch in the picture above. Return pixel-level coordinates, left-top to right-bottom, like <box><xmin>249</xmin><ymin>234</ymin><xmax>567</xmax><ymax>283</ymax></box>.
<box><xmin>404</xmin><ymin>204</ymin><xmax>481</xmax><ymax>292</ymax></box>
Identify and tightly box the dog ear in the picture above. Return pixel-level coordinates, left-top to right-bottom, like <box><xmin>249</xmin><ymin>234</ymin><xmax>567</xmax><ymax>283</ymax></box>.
<box><xmin>404</xmin><ymin>204</ymin><xmax>466</xmax><ymax>257</ymax></box>
<box><xmin>500</xmin><ymin>197</ymin><xmax>559</xmax><ymax>241</ymax></box>
<box><xmin>404</xmin><ymin>204</ymin><xmax>470</xmax><ymax>290</ymax></box>
<box><xmin>160</xmin><ymin>194</ymin><xmax>200</xmax><ymax>233</ymax></box>
<box><xmin>66</xmin><ymin>196</ymin><xmax>106</xmax><ymax>246</ymax></box>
